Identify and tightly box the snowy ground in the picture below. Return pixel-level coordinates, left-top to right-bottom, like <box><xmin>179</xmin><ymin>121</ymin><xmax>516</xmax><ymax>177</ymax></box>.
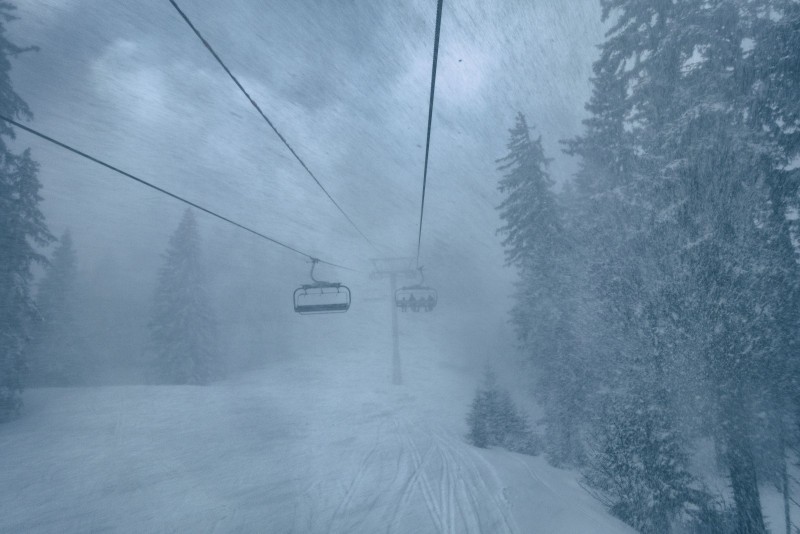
<box><xmin>0</xmin><ymin>322</ymin><xmax>636</xmax><ymax>533</ymax></box>
<box><xmin>3</xmin><ymin>295</ymin><xmax>796</xmax><ymax>534</ymax></box>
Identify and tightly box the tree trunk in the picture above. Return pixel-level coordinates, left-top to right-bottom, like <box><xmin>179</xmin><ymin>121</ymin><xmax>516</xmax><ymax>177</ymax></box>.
<box><xmin>780</xmin><ymin>433</ymin><xmax>791</xmax><ymax>534</ymax></box>
<box><xmin>726</xmin><ymin>430</ymin><xmax>766</xmax><ymax>534</ymax></box>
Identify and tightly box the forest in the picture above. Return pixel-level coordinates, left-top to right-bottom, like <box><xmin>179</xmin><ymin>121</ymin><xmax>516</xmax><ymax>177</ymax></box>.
<box><xmin>2</xmin><ymin>0</ymin><xmax>799</xmax><ymax>533</ymax></box>
<box><xmin>484</xmin><ymin>1</ymin><xmax>800</xmax><ymax>531</ymax></box>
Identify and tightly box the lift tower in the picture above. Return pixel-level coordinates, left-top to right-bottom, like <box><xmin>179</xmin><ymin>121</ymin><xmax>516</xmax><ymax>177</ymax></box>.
<box><xmin>370</xmin><ymin>258</ymin><xmax>417</xmax><ymax>385</ymax></box>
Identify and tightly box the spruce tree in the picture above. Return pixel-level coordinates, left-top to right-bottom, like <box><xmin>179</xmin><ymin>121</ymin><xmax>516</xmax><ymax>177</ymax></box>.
<box><xmin>466</xmin><ymin>368</ymin><xmax>497</xmax><ymax>449</ymax></box>
<box><xmin>496</xmin><ymin>113</ymin><xmax>557</xmax><ymax>271</ymax></box>
<box><xmin>566</xmin><ymin>1</ymin><xmax>800</xmax><ymax>531</ymax></box>
<box><xmin>496</xmin><ymin>112</ymin><xmax>585</xmax><ymax>465</ymax></box>
<box><xmin>750</xmin><ymin>6</ymin><xmax>800</xmax><ymax>488</ymax></box>
<box><xmin>584</xmin><ymin>344</ymin><xmax>702</xmax><ymax>534</ymax></box>
<box><xmin>749</xmin><ymin>0</ymin><xmax>800</xmax><ymax>161</ymax></box>
<box><xmin>466</xmin><ymin>367</ymin><xmax>537</xmax><ymax>454</ymax></box>
<box><xmin>28</xmin><ymin>230</ymin><xmax>84</xmax><ymax>386</ymax></box>
<box><xmin>149</xmin><ymin>208</ymin><xmax>216</xmax><ymax>385</ymax></box>
<box><xmin>649</xmin><ymin>4</ymin><xmax>800</xmax><ymax>530</ymax></box>
<box><xmin>0</xmin><ymin>2</ymin><xmax>53</xmax><ymax>420</ymax></box>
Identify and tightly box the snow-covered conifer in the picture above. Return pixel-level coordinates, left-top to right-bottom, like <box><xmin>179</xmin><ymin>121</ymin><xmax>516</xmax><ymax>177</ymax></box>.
<box><xmin>149</xmin><ymin>209</ymin><xmax>217</xmax><ymax>385</ymax></box>
<box><xmin>566</xmin><ymin>0</ymin><xmax>800</xmax><ymax>530</ymax></box>
<box><xmin>27</xmin><ymin>230</ymin><xmax>85</xmax><ymax>385</ymax></box>
<box><xmin>0</xmin><ymin>3</ymin><xmax>53</xmax><ymax>419</ymax></box>
<box><xmin>586</xmin><ymin>368</ymin><xmax>699</xmax><ymax>533</ymax></box>
<box><xmin>466</xmin><ymin>367</ymin><xmax>538</xmax><ymax>455</ymax></box>
<box><xmin>495</xmin><ymin>113</ymin><xmax>584</xmax><ymax>464</ymax></box>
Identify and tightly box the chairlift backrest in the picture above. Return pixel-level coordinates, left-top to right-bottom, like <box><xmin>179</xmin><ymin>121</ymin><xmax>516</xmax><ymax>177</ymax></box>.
<box><xmin>294</xmin><ymin>283</ymin><xmax>351</xmax><ymax>314</ymax></box>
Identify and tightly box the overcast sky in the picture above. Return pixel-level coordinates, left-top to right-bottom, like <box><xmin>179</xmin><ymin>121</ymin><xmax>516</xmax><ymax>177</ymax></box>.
<box><xmin>8</xmin><ymin>0</ymin><xmax>607</xmax><ymax>360</ymax></box>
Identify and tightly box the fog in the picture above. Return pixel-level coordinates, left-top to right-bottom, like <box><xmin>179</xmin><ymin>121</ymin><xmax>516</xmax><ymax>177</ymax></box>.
<box><xmin>10</xmin><ymin>0</ymin><xmax>603</xmax><ymax>383</ymax></box>
<box><xmin>4</xmin><ymin>0</ymin><xmax>799</xmax><ymax>532</ymax></box>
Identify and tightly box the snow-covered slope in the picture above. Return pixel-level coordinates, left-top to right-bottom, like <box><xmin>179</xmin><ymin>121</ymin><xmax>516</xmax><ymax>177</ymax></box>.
<box><xmin>0</xmin><ymin>330</ymin><xmax>635</xmax><ymax>534</ymax></box>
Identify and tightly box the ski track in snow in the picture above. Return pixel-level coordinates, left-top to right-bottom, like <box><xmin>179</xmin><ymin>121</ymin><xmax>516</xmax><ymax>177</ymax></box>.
<box><xmin>321</xmin><ymin>415</ymin><xmax>518</xmax><ymax>534</ymax></box>
<box><xmin>0</xmin><ymin>339</ymin><xmax>637</xmax><ymax>534</ymax></box>
<box><xmin>433</xmin><ymin>431</ymin><xmax>517</xmax><ymax>534</ymax></box>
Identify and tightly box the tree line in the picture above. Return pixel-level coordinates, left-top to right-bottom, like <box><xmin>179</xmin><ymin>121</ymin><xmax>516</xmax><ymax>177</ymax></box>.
<box><xmin>494</xmin><ymin>1</ymin><xmax>800</xmax><ymax>533</ymax></box>
<box><xmin>0</xmin><ymin>2</ymin><xmax>217</xmax><ymax>420</ymax></box>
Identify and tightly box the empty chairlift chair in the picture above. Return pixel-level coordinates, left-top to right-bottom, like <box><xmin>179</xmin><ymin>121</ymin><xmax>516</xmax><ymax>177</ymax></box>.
<box><xmin>293</xmin><ymin>259</ymin><xmax>351</xmax><ymax>315</ymax></box>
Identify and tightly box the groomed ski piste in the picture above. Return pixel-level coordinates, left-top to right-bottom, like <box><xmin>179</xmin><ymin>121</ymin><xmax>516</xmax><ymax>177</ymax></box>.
<box><xmin>0</xmin><ymin>368</ymin><xmax>632</xmax><ymax>532</ymax></box>
<box><xmin>0</xmin><ymin>292</ymin><xmax>638</xmax><ymax>534</ymax></box>
<box><xmin>2</xmin><ymin>292</ymin><xmax>796</xmax><ymax>534</ymax></box>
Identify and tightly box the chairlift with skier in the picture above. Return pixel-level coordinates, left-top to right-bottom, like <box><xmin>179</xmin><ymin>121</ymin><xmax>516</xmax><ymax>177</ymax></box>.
<box><xmin>395</xmin><ymin>267</ymin><xmax>437</xmax><ymax>312</ymax></box>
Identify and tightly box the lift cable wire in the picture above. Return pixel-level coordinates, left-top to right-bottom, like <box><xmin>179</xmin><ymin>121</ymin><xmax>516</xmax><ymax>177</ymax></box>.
<box><xmin>415</xmin><ymin>0</ymin><xmax>444</xmax><ymax>268</ymax></box>
<box><xmin>0</xmin><ymin>115</ymin><xmax>356</xmax><ymax>272</ymax></box>
<box><xmin>166</xmin><ymin>0</ymin><xmax>379</xmax><ymax>253</ymax></box>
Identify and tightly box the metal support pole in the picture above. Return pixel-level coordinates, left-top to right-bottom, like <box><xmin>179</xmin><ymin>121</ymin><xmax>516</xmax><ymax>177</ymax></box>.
<box><xmin>390</xmin><ymin>272</ymin><xmax>402</xmax><ymax>385</ymax></box>
<box><xmin>370</xmin><ymin>258</ymin><xmax>414</xmax><ymax>386</ymax></box>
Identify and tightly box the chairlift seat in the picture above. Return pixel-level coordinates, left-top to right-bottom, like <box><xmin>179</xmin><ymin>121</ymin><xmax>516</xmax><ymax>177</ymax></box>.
<box><xmin>294</xmin><ymin>283</ymin><xmax>351</xmax><ymax>315</ymax></box>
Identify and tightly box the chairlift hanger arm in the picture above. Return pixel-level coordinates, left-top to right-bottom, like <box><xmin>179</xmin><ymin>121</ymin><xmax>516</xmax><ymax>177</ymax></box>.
<box><xmin>310</xmin><ymin>258</ymin><xmax>321</xmax><ymax>284</ymax></box>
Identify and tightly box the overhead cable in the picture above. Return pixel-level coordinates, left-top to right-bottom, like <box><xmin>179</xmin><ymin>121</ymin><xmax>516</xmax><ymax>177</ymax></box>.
<box><xmin>1</xmin><ymin>115</ymin><xmax>355</xmax><ymax>271</ymax></box>
<box><xmin>415</xmin><ymin>0</ymin><xmax>444</xmax><ymax>268</ymax></box>
<box><xmin>166</xmin><ymin>0</ymin><xmax>379</xmax><ymax>252</ymax></box>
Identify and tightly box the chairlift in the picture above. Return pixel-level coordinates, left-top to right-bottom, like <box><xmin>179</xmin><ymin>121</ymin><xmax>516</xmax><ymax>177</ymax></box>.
<box><xmin>395</xmin><ymin>267</ymin><xmax>437</xmax><ymax>312</ymax></box>
<box><xmin>293</xmin><ymin>259</ymin><xmax>351</xmax><ymax>314</ymax></box>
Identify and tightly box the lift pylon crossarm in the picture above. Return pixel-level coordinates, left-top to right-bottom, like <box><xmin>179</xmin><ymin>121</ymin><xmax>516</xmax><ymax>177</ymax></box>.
<box><xmin>369</xmin><ymin>257</ymin><xmax>418</xmax><ymax>280</ymax></box>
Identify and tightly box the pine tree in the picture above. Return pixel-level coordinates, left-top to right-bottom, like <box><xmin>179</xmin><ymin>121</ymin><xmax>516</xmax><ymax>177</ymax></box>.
<box><xmin>496</xmin><ymin>113</ymin><xmax>558</xmax><ymax>272</ymax></box>
<box><xmin>749</xmin><ymin>10</ymin><xmax>800</xmax><ymax>514</ymax></box>
<box><xmin>651</xmin><ymin>4</ymin><xmax>800</xmax><ymax>530</ymax></box>
<box><xmin>149</xmin><ymin>208</ymin><xmax>217</xmax><ymax>385</ymax></box>
<box><xmin>749</xmin><ymin>0</ymin><xmax>800</xmax><ymax>162</ymax></box>
<box><xmin>28</xmin><ymin>230</ymin><xmax>84</xmax><ymax>386</ymax></box>
<box><xmin>466</xmin><ymin>367</ymin><xmax>538</xmax><ymax>454</ymax></box>
<box><xmin>0</xmin><ymin>3</ymin><xmax>53</xmax><ymax>420</ymax></box>
<box><xmin>568</xmin><ymin>1</ymin><xmax>800</xmax><ymax>531</ymax></box>
<box><xmin>496</xmin><ymin>112</ymin><xmax>585</xmax><ymax>465</ymax></box>
<box><xmin>466</xmin><ymin>369</ymin><xmax>496</xmax><ymax>449</ymax></box>
<box><xmin>585</xmin><ymin>347</ymin><xmax>702</xmax><ymax>534</ymax></box>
